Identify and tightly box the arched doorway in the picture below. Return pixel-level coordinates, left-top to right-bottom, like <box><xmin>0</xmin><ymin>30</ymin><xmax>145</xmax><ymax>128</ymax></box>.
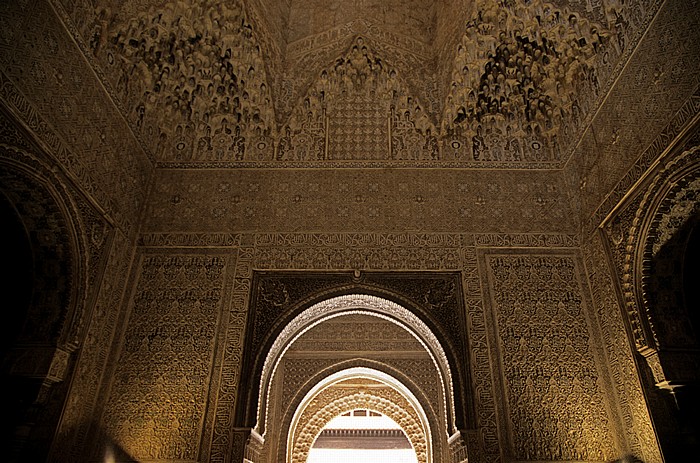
<box><xmin>619</xmin><ymin>143</ymin><xmax>700</xmax><ymax>459</ymax></box>
<box><xmin>288</xmin><ymin>370</ymin><xmax>429</xmax><ymax>463</ymax></box>
<box><xmin>308</xmin><ymin>407</ymin><xmax>418</xmax><ymax>463</ymax></box>
<box><xmin>0</xmin><ymin>148</ymin><xmax>89</xmax><ymax>462</ymax></box>
<box><xmin>245</xmin><ymin>293</ymin><xmax>461</xmax><ymax>463</ymax></box>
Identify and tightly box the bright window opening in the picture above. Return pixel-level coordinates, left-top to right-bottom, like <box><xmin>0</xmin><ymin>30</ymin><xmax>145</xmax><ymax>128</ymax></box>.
<box><xmin>306</xmin><ymin>409</ymin><xmax>418</xmax><ymax>463</ymax></box>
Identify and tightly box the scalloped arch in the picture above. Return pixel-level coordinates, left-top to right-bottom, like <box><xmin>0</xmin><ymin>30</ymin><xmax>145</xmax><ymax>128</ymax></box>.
<box><xmin>287</xmin><ymin>368</ymin><xmax>430</xmax><ymax>463</ymax></box>
<box><xmin>622</xmin><ymin>145</ymin><xmax>700</xmax><ymax>351</ymax></box>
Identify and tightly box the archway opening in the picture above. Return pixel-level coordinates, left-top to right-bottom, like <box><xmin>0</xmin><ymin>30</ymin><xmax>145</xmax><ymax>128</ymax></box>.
<box><xmin>287</xmin><ymin>372</ymin><xmax>430</xmax><ymax>463</ymax></box>
<box><xmin>0</xmin><ymin>191</ymin><xmax>34</xmax><ymax>358</ymax></box>
<box><xmin>0</xmin><ymin>190</ymin><xmax>35</xmax><ymax>451</ymax></box>
<box><xmin>682</xmin><ymin>218</ymin><xmax>700</xmax><ymax>339</ymax></box>
<box><xmin>247</xmin><ymin>293</ymin><xmax>466</xmax><ymax>463</ymax></box>
<box><xmin>308</xmin><ymin>408</ymin><xmax>418</xmax><ymax>463</ymax></box>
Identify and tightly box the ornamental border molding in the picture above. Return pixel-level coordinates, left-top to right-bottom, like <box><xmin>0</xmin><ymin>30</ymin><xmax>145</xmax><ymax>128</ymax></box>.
<box><xmin>136</xmin><ymin>232</ymin><xmax>580</xmax><ymax>249</ymax></box>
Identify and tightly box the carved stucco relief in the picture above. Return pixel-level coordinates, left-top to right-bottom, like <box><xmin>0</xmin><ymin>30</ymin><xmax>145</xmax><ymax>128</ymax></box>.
<box><xmin>583</xmin><ymin>232</ymin><xmax>661</xmax><ymax>463</ymax></box>
<box><xmin>62</xmin><ymin>229</ymin><xmax>663</xmax><ymax>463</ymax></box>
<box><xmin>482</xmin><ymin>251</ymin><xmax>618</xmax><ymax>461</ymax></box>
<box><xmin>50</xmin><ymin>0</ymin><xmax>660</xmax><ymax>167</ymax></box>
<box><xmin>99</xmin><ymin>253</ymin><xmax>232</xmax><ymax>461</ymax></box>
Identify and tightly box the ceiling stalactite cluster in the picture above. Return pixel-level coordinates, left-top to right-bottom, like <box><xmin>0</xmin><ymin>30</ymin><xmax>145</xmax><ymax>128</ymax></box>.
<box><xmin>79</xmin><ymin>0</ymin><xmax>650</xmax><ymax>166</ymax></box>
<box><xmin>442</xmin><ymin>0</ymin><xmax>618</xmax><ymax>163</ymax></box>
<box><xmin>93</xmin><ymin>0</ymin><xmax>276</xmax><ymax>162</ymax></box>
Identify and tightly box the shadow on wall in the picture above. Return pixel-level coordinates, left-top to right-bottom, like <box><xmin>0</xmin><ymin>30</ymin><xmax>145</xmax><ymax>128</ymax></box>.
<box><xmin>611</xmin><ymin>456</ymin><xmax>645</xmax><ymax>463</ymax></box>
<box><xmin>646</xmin><ymin>214</ymin><xmax>700</xmax><ymax>352</ymax></box>
<box><xmin>91</xmin><ymin>426</ymin><xmax>141</xmax><ymax>463</ymax></box>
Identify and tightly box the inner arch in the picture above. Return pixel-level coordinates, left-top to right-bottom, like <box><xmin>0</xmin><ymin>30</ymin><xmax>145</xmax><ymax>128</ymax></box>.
<box><xmin>287</xmin><ymin>370</ymin><xmax>431</xmax><ymax>463</ymax></box>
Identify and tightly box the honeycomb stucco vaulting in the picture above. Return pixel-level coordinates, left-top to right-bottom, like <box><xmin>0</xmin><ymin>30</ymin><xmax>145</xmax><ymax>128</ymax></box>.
<box><xmin>53</xmin><ymin>0</ymin><xmax>666</xmax><ymax>167</ymax></box>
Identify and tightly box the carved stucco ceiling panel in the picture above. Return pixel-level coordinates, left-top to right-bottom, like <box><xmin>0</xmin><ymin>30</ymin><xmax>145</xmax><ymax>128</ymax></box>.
<box><xmin>57</xmin><ymin>0</ymin><xmax>662</xmax><ymax>166</ymax></box>
<box><xmin>285</xmin><ymin>0</ymin><xmax>436</xmax><ymax>45</ymax></box>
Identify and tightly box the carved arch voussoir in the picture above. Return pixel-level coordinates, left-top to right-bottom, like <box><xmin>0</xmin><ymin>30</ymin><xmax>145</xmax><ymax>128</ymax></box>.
<box><xmin>255</xmin><ymin>294</ymin><xmax>456</xmax><ymax>438</ymax></box>
<box><xmin>272</xmin><ymin>359</ymin><xmax>444</xmax><ymax>463</ymax></box>
<box><xmin>622</xmin><ymin>144</ymin><xmax>700</xmax><ymax>355</ymax></box>
<box><xmin>290</xmin><ymin>388</ymin><xmax>428</xmax><ymax>463</ymax></box>
<box><xmin>0</xmin><ymin>144</ymin><xmax>90</xmax><ymax>354</ymax></box>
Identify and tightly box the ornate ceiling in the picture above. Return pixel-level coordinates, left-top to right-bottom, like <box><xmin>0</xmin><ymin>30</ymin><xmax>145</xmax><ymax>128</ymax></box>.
<box><xmin>61</xmin><ymin>0</ymin><xmax>657</xmax><ymax>168</ymax></box>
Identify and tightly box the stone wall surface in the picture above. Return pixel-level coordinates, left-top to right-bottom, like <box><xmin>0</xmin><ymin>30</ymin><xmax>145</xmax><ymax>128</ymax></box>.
<box><xmin>78</xmin><ymin>232</ymin><xmax>653</xmax><ymax>463</ymax></box>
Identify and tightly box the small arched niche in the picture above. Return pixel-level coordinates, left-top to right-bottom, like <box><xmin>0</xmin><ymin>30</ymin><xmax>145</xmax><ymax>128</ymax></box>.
<box><xmin>249</xmin><ymin>294</ymin><xmax>458</xmax><ymax>463</ymax></box>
